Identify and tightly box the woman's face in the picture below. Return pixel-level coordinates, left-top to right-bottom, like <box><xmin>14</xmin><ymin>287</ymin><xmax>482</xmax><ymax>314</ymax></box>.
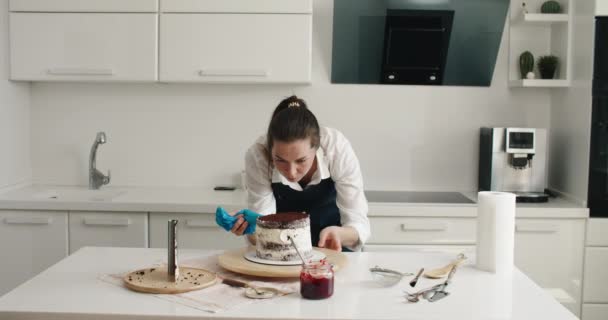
<box><xmin>271</xmin><ymin>139</ymin><xmax>317</xmax><ymax>183</ymax></box>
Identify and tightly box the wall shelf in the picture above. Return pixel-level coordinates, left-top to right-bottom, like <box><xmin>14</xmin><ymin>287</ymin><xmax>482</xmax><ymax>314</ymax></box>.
<box><xmin>520</xmin><ymin>13</ymin><xmax>569</xmax><ymax>23</ymax></box>
<box><xmin>509</xmin><ymin>79</ymin><xmax>571</xmax><ymax>87</ymax></box>
<box><xmin>508</xmin><ymin>0</ymin><xmax>573</xmax><ymax>88</ymax></box>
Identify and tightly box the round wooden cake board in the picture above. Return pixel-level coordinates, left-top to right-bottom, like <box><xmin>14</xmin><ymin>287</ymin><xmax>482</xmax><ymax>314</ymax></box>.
<box><xmin>218</xmin><ymin>247</ymin><xmax>348</xmax><ymax>278</ymax></box>
<box><xmin>123</xmin><ymin>266</ymin><xmax>217</xmax><ymax>294</ymax></box>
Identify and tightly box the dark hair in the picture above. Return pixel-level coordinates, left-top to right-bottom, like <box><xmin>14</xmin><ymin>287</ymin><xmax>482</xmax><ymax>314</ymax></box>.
<box><xmin>266</xmin><ymin>95</ymin><xmax>320</xmax><ymax>156</ymax></box>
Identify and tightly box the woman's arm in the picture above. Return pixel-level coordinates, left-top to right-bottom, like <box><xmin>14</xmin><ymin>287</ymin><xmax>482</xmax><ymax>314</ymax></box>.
<box><xmin>228</xmin><ymin>142</ymin><xmax>276</xmax><ymax>242</ymax></box>
<box><xmin>325</xmin><ymin>129</ymin><xmax>371</xmax><ymax>251</ymax></box>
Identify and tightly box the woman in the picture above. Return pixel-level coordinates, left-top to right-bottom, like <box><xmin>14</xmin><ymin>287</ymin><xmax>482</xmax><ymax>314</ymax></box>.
<box><xmin>231</xmin><ymin>95</ymin><xmax>370</xmax><ymax>252</ymax></box>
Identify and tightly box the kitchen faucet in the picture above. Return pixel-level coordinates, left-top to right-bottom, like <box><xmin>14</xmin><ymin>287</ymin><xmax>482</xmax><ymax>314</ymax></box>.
<box><xmin>89</xmin><ymin>132</ymin><xmax>111</xmax><ymax>190</ymax></box>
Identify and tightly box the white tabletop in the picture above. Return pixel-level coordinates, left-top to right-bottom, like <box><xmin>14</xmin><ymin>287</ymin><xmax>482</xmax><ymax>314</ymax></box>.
<box><xmin>0</xmin><ymin>247</ymin><xmax>577</xmax><ymax>320</ymax></box>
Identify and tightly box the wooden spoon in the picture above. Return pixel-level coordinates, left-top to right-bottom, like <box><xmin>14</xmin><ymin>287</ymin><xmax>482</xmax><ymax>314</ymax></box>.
<box><xmin>424</xmin><ymin>253</ymin><xmax>467</xmax><ymax>279</ymax></box>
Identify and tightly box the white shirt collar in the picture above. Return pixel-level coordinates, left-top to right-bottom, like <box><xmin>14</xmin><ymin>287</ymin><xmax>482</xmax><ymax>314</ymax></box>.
<box><xmin>271</xmin><ymin>147</ymin><xmax>330</xmax><ymax>191</ymax></box>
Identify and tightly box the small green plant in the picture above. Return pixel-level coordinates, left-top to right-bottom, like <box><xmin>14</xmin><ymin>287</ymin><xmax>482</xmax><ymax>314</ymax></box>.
<box><xmin>519</xmin><ymin>51</ymin><xmax>534</xmax><ymax>79</ymax></box>
<box><xmin>537</xmin><ymin>55</ymin><xmax>559</xmax><ymax>79</ymax></box>
<box><xmin>541</xmin><ymin>0</ymin><xmax>562</xmax><ymax>14</ymax></box>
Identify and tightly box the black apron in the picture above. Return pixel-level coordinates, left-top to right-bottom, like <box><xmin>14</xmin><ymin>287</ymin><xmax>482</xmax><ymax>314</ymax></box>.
<box><xmin>272</xmin><ymin>177</ymin><xmax>352</xmax><ymax>252</ymax></box>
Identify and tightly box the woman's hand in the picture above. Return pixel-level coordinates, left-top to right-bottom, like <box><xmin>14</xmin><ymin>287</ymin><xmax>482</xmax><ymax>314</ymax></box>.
<box><xmin>318</xmin><ymin>226</ymin><xmax>360</xmax><ymax>251</ymax></box>
<box><xmin>318</xmin><ymin>226</ymin><xmax>343</xmax><ymax>251</ymax></box>
<box><xmin>230</xmin><ymin>214</ymin><xmax>249</xmax><ymax>236</ymax></box>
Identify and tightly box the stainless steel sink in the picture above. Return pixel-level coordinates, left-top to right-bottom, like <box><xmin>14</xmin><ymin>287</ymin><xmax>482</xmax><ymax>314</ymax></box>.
<box><xmin>365</xmin><ymin>191</ymin><xmax>474</xmax><ymax>204</ymax></box>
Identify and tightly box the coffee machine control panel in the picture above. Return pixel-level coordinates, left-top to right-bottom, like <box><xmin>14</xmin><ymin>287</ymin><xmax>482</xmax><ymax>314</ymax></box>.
<box><xmin>505</xmin><ymin>128</ymin><xmax>535</xmax><ymax>154</ymax></box>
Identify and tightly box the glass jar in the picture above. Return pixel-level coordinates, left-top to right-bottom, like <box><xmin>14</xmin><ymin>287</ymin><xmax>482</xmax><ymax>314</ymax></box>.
<box><xmin>300</xmin><ymin>260</ymin><xmax>334</xmax><ymax>299</ymax></box>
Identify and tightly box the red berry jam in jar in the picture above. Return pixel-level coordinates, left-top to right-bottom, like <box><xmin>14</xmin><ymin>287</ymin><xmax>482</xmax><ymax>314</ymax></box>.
<box><xmin>300</xmin><ymin>260</ymin><xmax>334</xmax><ymax>299</ymax></box>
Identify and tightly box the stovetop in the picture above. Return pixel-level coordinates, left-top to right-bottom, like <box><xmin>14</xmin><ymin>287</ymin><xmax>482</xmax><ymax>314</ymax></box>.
<box><xmin>364</xmin><ymin>191</ymin><xmax>475</xmax><ymax>204</ymax></box>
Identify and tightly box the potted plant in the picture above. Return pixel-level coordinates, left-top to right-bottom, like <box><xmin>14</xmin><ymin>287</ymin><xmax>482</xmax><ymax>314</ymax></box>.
<box><xmin>541</xmin><ymin>0</ymin><xmax>562</xmax><ymax>14</ymax></box>
<box><xmin>537</xmin><ymin>55</ymin><xmax>559</xmax><ymax>79</ymax></box>
<box><xmin>519</xmin><ymin>51</ymin><xmax>534</xmax><ymax>79</ymax></box>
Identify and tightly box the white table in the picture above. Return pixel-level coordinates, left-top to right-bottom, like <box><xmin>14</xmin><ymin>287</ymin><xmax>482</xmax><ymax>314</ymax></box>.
<box><xmin>0</xmin><ymin>247</ymin><xmax>577</xmax><ymax>320</ymax></box>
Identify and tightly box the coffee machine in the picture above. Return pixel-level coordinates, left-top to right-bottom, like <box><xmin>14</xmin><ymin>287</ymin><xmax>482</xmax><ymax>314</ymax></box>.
<box><xmin>478</xmin><ymin>127</ymin><xmax>549</xmax><ymax>202</ymax></box>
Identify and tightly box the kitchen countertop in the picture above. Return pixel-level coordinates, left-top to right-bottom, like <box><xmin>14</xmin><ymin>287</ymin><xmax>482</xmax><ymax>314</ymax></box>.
<box><xmin>0</xmin><ymin>185</ymin><xmax>589</xmax><ymax>218</ymax></box>
<box><xmin>0</xmin><ymin>247</ymin><xmax>577</xmax><ymax>320</ymax></box>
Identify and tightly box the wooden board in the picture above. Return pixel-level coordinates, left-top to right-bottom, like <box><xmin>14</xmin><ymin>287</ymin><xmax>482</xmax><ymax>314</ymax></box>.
<box><xmin>123</xmin><ymin>266</ymin><xmax>217</xmax><ymax>294</ymax></box>
<box><xmin>218</xmin><ymin>247</ymin><xmax>348</xmax><ymax>278</ymax></box>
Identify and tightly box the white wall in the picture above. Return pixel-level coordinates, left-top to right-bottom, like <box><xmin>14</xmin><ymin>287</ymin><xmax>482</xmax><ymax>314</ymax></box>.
<box><xmin>29</xmin><ymin>0</ymin><xmax>551</xmax><ymax>191</ymax></box>
<box><xmin>0</xmin><ymin>0</ymin><xmax>31</xmax><ymax>189</ymax></box>
<box><xmin>548</xmin><ymin>0</ymin><xmax>594</xmax><ymax>204</ymax></box>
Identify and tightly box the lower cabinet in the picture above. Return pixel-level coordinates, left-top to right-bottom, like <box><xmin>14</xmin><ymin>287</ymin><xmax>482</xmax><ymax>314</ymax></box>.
<box><xmin>69</xmin><ymin>211</ymin><xmax>148</xmax><ymax>254</ymax></box>
<box><xmin>582</xmin><ymin>219</ymin><xmax>608</xmax><ymax>320</ymax></box>
<box><xmin>363</xmin><ymin>244</ymin><xmax>475</xmax><ymax>255</ymax></box>
<box><xmin>582</xmin><ymin>304</ymin><xmax>608</xmax><ymax>320</ymax></box>
<box><xmin>149</xmin><ymin>213</ymin><xmax>244</xmax><ymax>250</ymax></box>
<box><xmin>0</xmin><ymin>210</ymin><xmax>68</xmax><ymax>296</ymax></box>
<box><xmin>365</xmin><ymin>216</ymin><xmax>585</xmax><ymax>317</ymax></box>
<box><xmin>514</xmin><ymin>218</ymin><xmax>585</xmax><ymax>317</ymax></box>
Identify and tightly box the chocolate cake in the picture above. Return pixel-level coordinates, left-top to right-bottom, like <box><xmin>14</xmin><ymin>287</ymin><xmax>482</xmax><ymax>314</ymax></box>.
<box><xmin>255</xmin><ymin>212</ymin><xmax>313</xmax><ymax>261</ymax></box>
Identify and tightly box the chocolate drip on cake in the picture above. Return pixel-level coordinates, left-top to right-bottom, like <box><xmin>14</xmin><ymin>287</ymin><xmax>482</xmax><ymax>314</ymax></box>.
<box><xmin>257</xmin><ymin>212</ymin><xmax>309</xmax><ymax>229</ymax></box>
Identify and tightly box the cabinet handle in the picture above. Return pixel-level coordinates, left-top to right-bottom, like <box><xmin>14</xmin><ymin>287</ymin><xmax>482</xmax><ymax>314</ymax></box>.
<box><xmin>515</xmin><ymin>223</ymin><xmax>557</xmax><ymax>233</ymax></box>
<box><xmin>400</xmin><ymin>223</ymin><xmax>447</xmax><ymax>232</ymax></box>
<box><xmin>4</xmin><ymin>217</ymin><xmax>52</xmax><ymax>225</ymax></box>
<box><xmin>198</xmin><ymin>69</ymin><xmax>269</xmax><ymax>77</ymax></box>
<box><xmin>47</xmin><ymin>68</ymin><xmax>114</xmax><ymax>76</ymax></box>
<box><xmin>83</xmin><ymin>218</ymin><xmax>131</xmax><ymax>226</ymax></box>
<box><xmin>185</xmin><ymin>219</ymin><xmax>215</xmax><ymax>228</ymax></box>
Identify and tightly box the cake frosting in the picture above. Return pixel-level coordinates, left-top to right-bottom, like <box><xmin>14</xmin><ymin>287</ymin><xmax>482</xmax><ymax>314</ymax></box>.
<box><xmin>255</xmin><ymin>212</ymin><xmax>313</xmax><ymax>261</ymax></box>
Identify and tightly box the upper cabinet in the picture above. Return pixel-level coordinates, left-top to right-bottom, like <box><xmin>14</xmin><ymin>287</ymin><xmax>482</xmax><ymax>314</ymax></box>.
<box><xmin>8</xmin><ymin>0</ymin><xmax>313</xmax><ymax>84</ymax></box>
<box><xmin>159</xmin><ymin>0</ymin><xmax>312</xmax><ymax>83</ymax></box>
<box><xmin>9</xmin><ymin>0</ymin><xmax>158</xmax><ymax>12</ymax></box>
<box><xmin>9</xmin><ymin>0</ymin><xmax>158</xmax><ymax>82</ymax></box>
<box><xmin>598</xmin><ymin>0</ymin><xmax>608</xmax><ymax>16</ymax></box>
<box><xmin>508</xmin><ymin>0</ymin><xmax>573</xmax><ymax>87</ymax></box>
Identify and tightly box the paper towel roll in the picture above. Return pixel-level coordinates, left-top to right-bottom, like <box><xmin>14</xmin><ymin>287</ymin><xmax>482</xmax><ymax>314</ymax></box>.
<box><xmin>476</xmin><ymin>191</ymin><xmax>516</xmax><ymax>274</ymax></box>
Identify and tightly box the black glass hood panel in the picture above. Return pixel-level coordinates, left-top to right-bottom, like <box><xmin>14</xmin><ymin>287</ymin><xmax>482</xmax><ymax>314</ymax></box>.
<box><xmin>331</xmin><ymin>0</ymin><xmax>509</xmax><ymax>87</ymax></box>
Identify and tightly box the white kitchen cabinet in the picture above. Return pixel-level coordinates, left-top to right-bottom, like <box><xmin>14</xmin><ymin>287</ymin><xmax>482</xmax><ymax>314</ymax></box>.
<box><xmin>514</xmin><ymin>218</ymin><xmax>585</xmax><ymax>316</ymax></box>
<box><xmin>367</xmin><ymin>217</ymin><xmax>476</xmax><ymax>245</ymax></box>
<box><xmin>159</xmin><ymin>3</ymin><xmax>312</xmax><ymax>83</ymax></box>
<box><xmin>0</xmin><ymin>210</ymin><xmax>68</xmax><ymax>296</ymax></box>
<box><xmin>583</xmin><ymin>247</ymin><xmax>608</xmax><ymax>303</ymax></box>
<box><xmin>583</xmin><ymin>219</ymin><xmax>608</xmax><ymax>320</ymax></box>
<box><xmin>149</xmin><ymin>213</ymin><xmax>244</xmax><ymax>250</ymax></box>
<box><xmin>10</xmin><ymin>0</ymin><xmax>158</xmax><ymax>12</ymax></box>
<box><xmin>363</xmin><ymin>244</ymin><xmax>475</xmax><ymax>256</ymax></box>
<box><xmin>160</xmin><ymin>0</ymin><xmax>311</xmax><ymax>13</ymax></box>
<box><xmin>598</xmin><ymin>0</ymin><xmax>608</xmax><ymax>16</ymax></box>
<box><xmin>583</xmin><ymin>304</ymin><xmax>608</xmax><ymax>320</ymax></box>
<box><xmin>69</xmin><ymin>212</ymin><xmax>148</xmax><ymax>254</ymax></box>
<box><xmin>9</xmin><ymin>12</ymin><xmax>158</xmax><ymax>82</ymax></box>
<box><xmin>586</xmin><ymin>218</ymin><xmax>608</xmax><ymax>246</ymax></box>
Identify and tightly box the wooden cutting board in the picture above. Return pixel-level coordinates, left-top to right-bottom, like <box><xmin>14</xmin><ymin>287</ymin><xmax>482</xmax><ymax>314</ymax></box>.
<box><xmin>123</xmin><ymin>266</ymin><xmax>217</xmax><ymax>294</ymax></box>
<box><xmin>218</xmin><ymin>247</ymin><xmax>348</xmax><ymax>278</ymax></box>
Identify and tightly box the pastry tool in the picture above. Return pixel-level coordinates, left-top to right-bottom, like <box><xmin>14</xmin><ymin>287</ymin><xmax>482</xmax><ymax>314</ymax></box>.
<box><xmin>123</xmin><ymin>219</ymin><xmax>217</xmax><ymax>294</ymax></box>
<box><xmin>404</xmin><ymin>264</ymin><xmax>458</xmax><ymax>303</ymax></box>
<box><xmin>288</xmin><ymin>235</ymin><xmax>307</xmax><ymax>265</ymax></box>
<box><xmin>369</xmin><ymin>266</ymin><xmax>414</xmax><ymax>287</ymax></box>
<box><xmin>409</xmin><ymin>268</ymin><xmax>424</xmax><ymax>287</ymax></box>
<box><xmin>424</xmin><ymin>253</ymin><xmax>467</xmax><ymax>279</ymax></box>
<box><xmin>168</xmin><ymin>220</ymin><xmax>179</xmax><ymax>282</ymax></box>
<box><xmin>222</xmin><ymin>278</ymin><xmax>279</xmax><ymax>299</ymax></box>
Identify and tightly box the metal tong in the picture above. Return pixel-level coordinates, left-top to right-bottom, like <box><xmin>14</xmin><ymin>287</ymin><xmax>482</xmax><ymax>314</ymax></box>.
<box><xmin>404</xmin><ymin>264</ymin><xmax>457</xmax><ymax>303</ymax></box>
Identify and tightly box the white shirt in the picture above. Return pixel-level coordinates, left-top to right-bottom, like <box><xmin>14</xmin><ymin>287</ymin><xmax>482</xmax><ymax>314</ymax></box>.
<box><xmin>244</xmin><ymin>127</ymin><xmax>370</xmax><ymax>251</ymax></box>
